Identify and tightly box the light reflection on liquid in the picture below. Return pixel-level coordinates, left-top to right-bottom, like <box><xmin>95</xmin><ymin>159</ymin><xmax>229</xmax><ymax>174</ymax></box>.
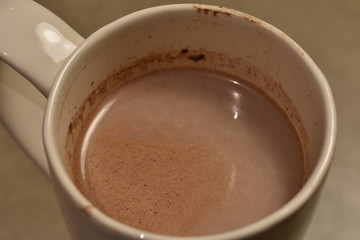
<box><xmin>232</xmin><ymin>91</ymin><xmax>242</xmax><ymax>120</ymax></box>
<box><xmin>80</xmin><ymin>98</ymin><xmax>116</xmax><ymax>179</ymax></box>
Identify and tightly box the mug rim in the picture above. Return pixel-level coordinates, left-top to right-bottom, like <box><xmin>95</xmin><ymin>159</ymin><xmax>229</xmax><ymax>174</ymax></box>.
<box><xmin>44</xmin><ymin>4</ymin><xmax>337</xmax><ymax>240</ymax></box>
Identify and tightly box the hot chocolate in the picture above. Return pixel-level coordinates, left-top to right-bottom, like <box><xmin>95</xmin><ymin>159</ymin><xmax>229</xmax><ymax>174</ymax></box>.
<box><xmin>71</xmin><ymin>67</ymin><xmax>304</xmax><ymax>236</ymax></box>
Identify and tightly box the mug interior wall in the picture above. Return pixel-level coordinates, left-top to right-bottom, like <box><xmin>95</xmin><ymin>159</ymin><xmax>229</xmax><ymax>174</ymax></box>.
<box><xmin>53</xmin><ymin>5</ymin><xmax>328</xmax><ymax>188</ymax></box>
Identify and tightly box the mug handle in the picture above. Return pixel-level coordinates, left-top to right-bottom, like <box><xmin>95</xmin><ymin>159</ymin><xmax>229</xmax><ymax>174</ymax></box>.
<box><xmin>0</xmin><ymin>0</ymin><xmax>84</xmax><ymax>176</ymax></box>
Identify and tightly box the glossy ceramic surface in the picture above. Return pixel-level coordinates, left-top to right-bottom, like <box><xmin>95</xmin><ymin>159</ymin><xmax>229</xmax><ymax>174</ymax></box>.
<box><xmin>0</xmin><ymin>0</ymin><xmax>350</xmax><ymax>240</ymax></box>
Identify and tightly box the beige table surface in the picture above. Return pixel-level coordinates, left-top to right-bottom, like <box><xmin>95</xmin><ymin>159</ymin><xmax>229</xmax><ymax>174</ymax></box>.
<box><xmin>1</xmin><ymin>0</ymin><xmax>359</xmax><ymax>239</ymax></box>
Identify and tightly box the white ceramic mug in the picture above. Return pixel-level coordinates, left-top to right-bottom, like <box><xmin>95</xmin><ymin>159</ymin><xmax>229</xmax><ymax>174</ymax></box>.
<box><xmin>0</xmin><ymin>0</ymin><xmax>336</xmax><ymax>239</ymax></box>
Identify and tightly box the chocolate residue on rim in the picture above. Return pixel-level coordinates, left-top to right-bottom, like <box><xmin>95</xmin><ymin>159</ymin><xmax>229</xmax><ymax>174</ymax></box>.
<box><xmin>193</xmin><ymin>5</ymin><xmax>232</xmax><ymax>17</ymax></box>
<box><xmin>192</xmin><ymin>4</ymin><xmax>262</xmax><ymax>25</ymax></box>
<box><xmin>241</xmin><ymin>15</ymin><xmax>261</xmax><ymax>24</ymax></box>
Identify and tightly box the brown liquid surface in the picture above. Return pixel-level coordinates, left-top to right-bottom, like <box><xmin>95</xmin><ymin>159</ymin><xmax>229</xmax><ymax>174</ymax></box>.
<box><xmin>72</xmin><ymin>68</ymin><xmax>304</xmax><ymax>236</ymax></box>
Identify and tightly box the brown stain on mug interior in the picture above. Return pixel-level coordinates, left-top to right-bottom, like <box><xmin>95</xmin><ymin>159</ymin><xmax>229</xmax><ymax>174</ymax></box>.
<box><xmin>66</xmin><ymin>46</ymin><xmax>311</xmax><ymax>194</ymax></box>
<box><xmin>180</xmin><ymin>48</ymin><xmax>206</xmax><ymax>62</ymax></box>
